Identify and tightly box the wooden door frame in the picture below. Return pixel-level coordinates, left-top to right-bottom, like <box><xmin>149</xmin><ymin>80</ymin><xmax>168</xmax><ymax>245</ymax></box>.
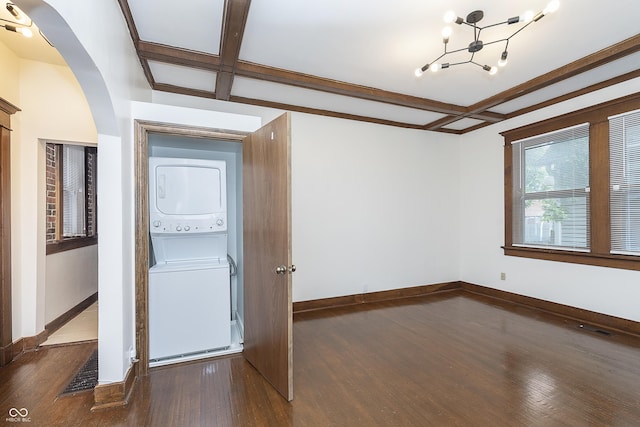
<box><xmin>0</xmin><ymin>98</ymin><xmax>20</xmax><ymax>367</ymax></box>
<box><xmin>134</xmin><ymin>120</ymin><xmax>249</xmax><ymax>375</ymax></box>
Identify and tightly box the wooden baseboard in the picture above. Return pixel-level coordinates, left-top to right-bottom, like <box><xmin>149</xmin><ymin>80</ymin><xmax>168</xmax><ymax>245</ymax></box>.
<box><xmin>24</xmin><ymin>329</ymin><xmax>48</xmax><ymax>350</ymax></box>
<box><xmin>0</xmin><ymin>341</ymin><xmax>12</xmax><ymax>366</ymax></box>
<box><xmin>293</xmin><ymin>280</ymin><xmax>640</xmax><ymax>338</ymax></box>
<box><xmin>293</xmin><ymin>282</ymin><xmax>462</xmax><ymax>313</ymax></box>
<box><xmin>460</xmin><ymin>282</ymin><xmax>640</xmax><ymax>337</ymax></box>
<box><xmin>46</xmin><ymin>292</ymin><xmax>98</xmax><ymax>335</ymax></box>
<box><xmin>7</xmin><ymin>329</ymin><xmax>49</xmax><ymax>363</ymax></box>
<box><xmin>92</xmin><ymin>360</ymin><xmax>138</xmax><ymax>411</ymax></box>
<box><xmin>2</xmin><ymin>295</ymin><xmax>97</xmax><ymax>365</ymax></box>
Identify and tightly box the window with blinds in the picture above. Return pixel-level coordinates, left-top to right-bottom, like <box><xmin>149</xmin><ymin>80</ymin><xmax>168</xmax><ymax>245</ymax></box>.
<box><xmin>46</xmin><ymin>142</ymin><xmax>97</xmax><ymax>253</ymax></box>
<box><xmin>512</xmin><ymin>123</ymin><xmax>590</xmax><ymax>250</ymax></box>
<box><xmin>63</xmin><ymin>145</ymin><xmax>86</xmax><ymax>237</ymax></box>
<box><xmin>609</xmin><ymin>110</ymin><xmax>640</xmax><ymax>255</ymax></box>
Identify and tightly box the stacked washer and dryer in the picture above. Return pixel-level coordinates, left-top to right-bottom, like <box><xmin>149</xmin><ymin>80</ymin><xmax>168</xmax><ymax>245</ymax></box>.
<box><xmin>148</xmin><ymin>157</ymin><xmax>231</xmax><ymax>366</ymax></box>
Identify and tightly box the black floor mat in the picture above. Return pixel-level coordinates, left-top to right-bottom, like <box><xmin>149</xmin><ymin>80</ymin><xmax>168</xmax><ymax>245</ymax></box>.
<box><xmin>60</xmin><ymin>350</ymin><xmax>98</xmax><ymax>395</ymax></box>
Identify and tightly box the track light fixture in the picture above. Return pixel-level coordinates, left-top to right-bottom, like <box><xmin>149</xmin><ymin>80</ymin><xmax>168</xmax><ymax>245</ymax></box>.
<box><xmin>2</xmin><ymin>2</ymin><xmax>33</xmax><ymax>38</ymax></box>
<box><xmin>415</xmin><ymin>0</ymin><xmax>559</xmax><ymax>77</ymax></box>
<box><xmin>2</xmin><ymin>23</ymin><xmax>32</xmax><ymax>37</ymax></box>
<box><xmin>6</xmin><ymin>3</ymin><xmax>24</xmax><ymax>22</ymax></box>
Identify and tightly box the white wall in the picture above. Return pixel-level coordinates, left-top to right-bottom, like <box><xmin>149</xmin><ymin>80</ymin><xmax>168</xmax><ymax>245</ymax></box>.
<box><xmin>0</xmin><ymin>42</ymin><xmax>20</xmax><ymax>103</ymax></box>
<box><xmin>459</xmin><ymin>78</ymin><xmax>640</xmax><ymax>322</ymax></box>
<box><xmin>45</xmin><ymin>246</ymin><xmax>98</xmax><ymax>323</ymax></box>
<box><xmin>17</xmin><ymin>0</ymin><xmax>150</xmax><ymax>383</ymax></box>
<box><xmin>291</xmin><ymin>113</ymin><xmax>461</xmax><ymax>301</ymax></box>
<box><xmin>8</xmin><ymin>56</ymin><xmax>97</xmax><ymax>342</ymax></box>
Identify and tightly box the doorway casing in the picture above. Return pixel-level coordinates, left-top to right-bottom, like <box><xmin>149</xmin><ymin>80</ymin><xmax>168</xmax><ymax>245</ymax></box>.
<box><xmin>134</xmin><ymin>120</ymin><xmax>250</xmax><ymax>375</ymax></box>
<box><xmin>0</xmin><ymin>98</ymin><xmax>20</xmax><ymax>366</ymax></box>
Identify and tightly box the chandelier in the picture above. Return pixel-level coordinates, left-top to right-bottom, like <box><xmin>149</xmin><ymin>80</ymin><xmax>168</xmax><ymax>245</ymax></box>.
<box><xmin>415</xmin><ymin>1</ymin><xmax>560</xmax><ymax>77</ymax></box>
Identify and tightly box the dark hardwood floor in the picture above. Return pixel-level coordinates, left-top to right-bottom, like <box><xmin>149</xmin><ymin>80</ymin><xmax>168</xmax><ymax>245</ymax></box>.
<box><xmin>2</xmin><ymin>290</ymin><xmax>640</xmax><ymax>426</ymax></box>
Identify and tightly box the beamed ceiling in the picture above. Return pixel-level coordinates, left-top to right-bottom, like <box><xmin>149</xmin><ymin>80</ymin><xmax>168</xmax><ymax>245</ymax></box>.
<box><xmin>117</xmin><ymin>0</ymin><xmax>640</xmax><ymax>134</ymax></box>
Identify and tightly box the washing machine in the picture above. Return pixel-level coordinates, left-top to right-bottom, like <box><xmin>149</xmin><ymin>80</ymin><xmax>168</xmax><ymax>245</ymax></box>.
<box><xmin>149</xmin><ymin>258</ymin><xmax>230</xmax><ymax>361</ymax></box>
<box><xmin>147</xmin><ymin>157</ymin><xmax>231</xmax><ymax>363</ymax></box>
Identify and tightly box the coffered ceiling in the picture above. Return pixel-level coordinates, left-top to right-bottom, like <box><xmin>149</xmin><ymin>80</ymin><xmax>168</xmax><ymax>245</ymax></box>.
<box><xmin>89</xmin><ymin>1</ymin><xmax>640</xmax><ymax>132</ymax></box>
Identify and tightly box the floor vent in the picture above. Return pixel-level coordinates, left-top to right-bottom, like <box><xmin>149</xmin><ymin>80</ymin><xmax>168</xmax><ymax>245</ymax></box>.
<box><xmin>60</xmin><ymin>350</ymin><xmax>98</xmax><ymax>396</ymax></box>
<box><xmin>578</xmin><ymin>324</ymin><xmax>612</xmax><ymax>336</ymax></box>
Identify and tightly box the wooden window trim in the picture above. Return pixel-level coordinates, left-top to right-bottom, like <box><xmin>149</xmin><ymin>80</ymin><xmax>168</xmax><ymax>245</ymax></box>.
<box><xmin>46</xmin><ymin>236</ymin><xmax>97</xmax><ymax>255</ymax></box>
<box><xmin>502</xmin><ymin>92</ymin><xmax>640</xmax><ymax>271</ymax></box>
<box><xmin>84</xmin><ymin>146</ymin><xmax>97</xmax><ymax>237</ymax></box>
<box><xmin>46</xmin><ymin>143</ymin><xmax>98</xmax><ymax>255</ymax></box>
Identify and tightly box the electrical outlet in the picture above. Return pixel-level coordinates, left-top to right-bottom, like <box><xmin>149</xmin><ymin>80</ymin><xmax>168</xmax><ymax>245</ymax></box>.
<box><xmin>500</xmin><ymin>272</ymin><xmax>506</xmax><ymax>281</ymax></box>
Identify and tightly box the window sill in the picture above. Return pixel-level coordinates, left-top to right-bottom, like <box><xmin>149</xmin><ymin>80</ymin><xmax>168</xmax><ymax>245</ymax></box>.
<box><xmin>503</xmin><ymin>245</ymin><xmax>640</xmax><ymax>271</ymax></box>
<box><xmin>46</xmin><ymin>236</ymin><xmax>97</xmax><ymax>255</ymax></box>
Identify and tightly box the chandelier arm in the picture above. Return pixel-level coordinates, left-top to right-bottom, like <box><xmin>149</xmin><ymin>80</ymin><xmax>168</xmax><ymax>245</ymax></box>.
<box><xmin>448</xmin><ymin>59</ymin><xmax>474</xmax><ymax>67</ymax></box>
<box><xmin>481</xmin><ymin>20</ymin><xmax>511</xmax><ymax>30</ymax></box>
<box><xmin>460</xmin><ymin>21</ymin><xmax>483</xmax><ymax>42</ymax></box>
<box><xmin>425</xmin><ymin>44</ymin><xmax>475</xmax><ymax>68</ymax></box>
<box><xmin>481</xmin><ymin>38</ymin><xmax>509</xmax><ymax>49</ymax></box>
<box><xmin>444</xmin><ymin>45</ymin><xmax>476</xmax><ymax>56</ymax></box>
<box><xmin>502</xmin><ymin>39</ymin><xmax>511</xmax><ymax>54</ymax></box>
<box><xmin>432</xmin><ymin>52</ymin><xmax>447</xmax><ymax>64</ymax></box>
<box><xmin>505</xmin><ymin>20</ymin><xmax>536</xmax><ymax>41</ymax></box>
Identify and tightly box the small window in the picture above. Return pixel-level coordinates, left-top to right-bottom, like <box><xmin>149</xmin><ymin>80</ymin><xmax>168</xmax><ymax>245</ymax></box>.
<box><xmin>62</xmin><ymin>145</ymin><xmax>86</xmax><ymax>237</ymax></box>
<box><xmin>610</xmin><ymin>110</ymin><xmax>640</xmax><ymax>255</ymax></box>
<box><xmin>511</xmin><ymin>124</ymin><xmax>590</xmax><ymax>251</ymax></box>
<box><xmin>46</xmin><ymin>142</ymin><xmax>97</xmax><ymax>253</ymax></box>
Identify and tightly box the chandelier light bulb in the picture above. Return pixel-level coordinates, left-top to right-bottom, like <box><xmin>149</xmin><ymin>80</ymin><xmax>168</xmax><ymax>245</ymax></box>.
<box><xmin>520</xmin><ymin>10</ymin><xmax>534</xmax><ymax>23</ymax></box>
<box><xmin>414</xmin><ymin>67</ymin><xmax>424</xmax><ymax>77</ymax></box>
<box><xmin>430</xmin><ymin>63</ymin><xmax>440</xmax><ymax>73</ymax></box>
<box><xmin>443</xmin><ymin>10</ymin><xmax>456</xmax><ymax>23</ymax></box>
<box><xmin>544</xmin><ymin>0</ymin><xmax>560</xmax><ymax>14</ymax></box>
<box><xmin>441</xmin><ymin>26</ymin><xmax>452</xmax><ymax>42</ymax></box>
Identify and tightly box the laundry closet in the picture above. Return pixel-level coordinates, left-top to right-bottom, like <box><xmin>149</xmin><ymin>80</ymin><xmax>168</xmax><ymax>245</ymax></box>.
<box><xmin>147</xmin><ymin>133</ymin><xmax>244</xmax><ymax>367</ymax></box>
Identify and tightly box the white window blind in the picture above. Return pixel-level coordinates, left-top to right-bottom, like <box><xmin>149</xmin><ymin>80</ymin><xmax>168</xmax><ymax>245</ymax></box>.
<box><xmin>63</xmin><ymin>145</ymin><xmax>86</xmax><ymax>237</ymax></box>
<box><xmin>610</xmin><ymin>110</ymin><xmax>640</xmax><ymax>255</ymax></box>
<box><xmin>512</xmin><ymin>124</ymin><xmax>590</xmax><ymax>250</ymax></box>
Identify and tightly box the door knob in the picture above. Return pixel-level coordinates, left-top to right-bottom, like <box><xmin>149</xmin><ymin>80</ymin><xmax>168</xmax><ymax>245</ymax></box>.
<box><xmin>275</xmin><ymin>265</ymin><xmax>296</xmax><ymax>275</ymax></box>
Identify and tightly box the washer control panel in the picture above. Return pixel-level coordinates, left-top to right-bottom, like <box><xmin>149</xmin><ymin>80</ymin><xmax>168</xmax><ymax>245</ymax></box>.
<box><xmin>150</xmin><ymin>213</ymin><xmax>226</xmax><ymax>233</ymax></box>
